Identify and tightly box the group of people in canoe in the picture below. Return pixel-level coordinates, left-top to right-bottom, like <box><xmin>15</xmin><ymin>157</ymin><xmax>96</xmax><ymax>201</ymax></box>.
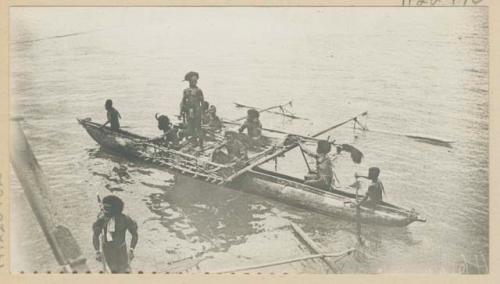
<box><xmin>93</xmin><ymin>71</ymin><xmax>386</xmax><ymax>273</ymax></box>
<box><xmin>101</xmin><ymin>71</ymin><xmax>385</xmax><ymax>205</ymax></box>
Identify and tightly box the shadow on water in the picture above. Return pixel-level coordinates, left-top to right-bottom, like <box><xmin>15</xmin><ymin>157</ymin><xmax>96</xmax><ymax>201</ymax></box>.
<box><xmin>86</xmin><ymin>146</ymin><xmax>280</xmax><ymax>255</ymax></box>
<box><xmin>147</xmin><ymin>175</ymin><xmax>278</xmax><ymax>253</ymax></box>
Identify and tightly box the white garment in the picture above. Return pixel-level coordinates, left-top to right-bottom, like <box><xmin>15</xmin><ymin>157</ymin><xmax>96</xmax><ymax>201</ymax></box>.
<box><xmin>106</xmin><ymin>217</ymin><xmax>115</xmax><ymax>241</ymax></box>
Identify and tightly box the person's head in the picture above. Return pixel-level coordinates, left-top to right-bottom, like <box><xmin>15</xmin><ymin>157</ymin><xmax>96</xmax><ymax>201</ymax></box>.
<box><xmin>155</xmin><ymin>113</ymin><xmax>171</xmax><ymax>132</ymax></box>
<box><xmin>184</xmin><ymin>71</ymin><xmax>199</xmax><ymax>87</ymax></box>
<box><xmin>105</xmin><ymin>99</ymin><xmax>113</xmax><ymax>111</ymax></box>
<box><xmin>224</xmin><ymin>130</ymin><xmax>237</xmax><ymax>142</ymax></box>
<box><xmin>316</xmin><ymin>140</ymin><xmax>331</xmax><ymax>155</ymax></box>
<box><xmin>247</xmin><ymin>109</ymin><xmax>259</xmax><ymax>121</ymax></box>
<box><xmin>202</xmin><ymin>101</ymin><xmax>210</xmax><ymax>111</ymax></box>
<box><xmin>102</xmin><ymin>195</ymin><xmax>124</xmax><ymax>217</ymax></box>
<box><xmin>368</xmin><ymin>167</ymin><xmax>380</xmax><ymax>181</ymax></box>
<box><xmin>208</xmin><ymin>105</ymin><xmax>217</xmax><ymax>114</ymax></box>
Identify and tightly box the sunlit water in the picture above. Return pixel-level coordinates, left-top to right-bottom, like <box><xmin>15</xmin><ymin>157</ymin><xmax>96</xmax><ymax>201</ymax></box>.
<box><xmin>9</xmin><ymin>7</ymin><xmax>488</xmax><ymax>273</ymax></box>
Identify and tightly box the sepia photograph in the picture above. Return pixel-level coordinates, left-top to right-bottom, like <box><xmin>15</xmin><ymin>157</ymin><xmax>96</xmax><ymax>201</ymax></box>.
<box><xmin>8</xmin><ymin>5</ymin><xmax>489</xmax><ymax>274</ymax></box>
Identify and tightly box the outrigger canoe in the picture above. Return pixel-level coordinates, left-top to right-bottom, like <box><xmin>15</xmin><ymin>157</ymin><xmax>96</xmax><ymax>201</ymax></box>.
<box><xmin>77</xmin><ymin>118</ymin><xmax>426</xmax><ymax>227</ymax></box>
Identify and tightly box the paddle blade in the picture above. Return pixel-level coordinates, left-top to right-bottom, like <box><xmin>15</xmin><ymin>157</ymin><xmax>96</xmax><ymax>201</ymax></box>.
<box><xmin>341</xmin><ymin>144</ymin><xmax>364</xmax><ymax>164</ymax></box>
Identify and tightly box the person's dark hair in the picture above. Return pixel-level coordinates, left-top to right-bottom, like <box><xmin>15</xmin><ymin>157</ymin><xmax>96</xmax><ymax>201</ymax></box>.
<box><xmin>317</xmin><ymin>140</ymin><xmax>331</xmax><ymax>154</ymax></box>
<box><xmin>102</xmin><ymin>195</ymin><xmax>124</xmax><ymax>214</ymax></box>
<box><xmin>248</xmin><ymin>108</ymin><xmax>259</xmax><ymax>119</ymax></box>
<box><xmin>105</xmin><ymin>99</ymin><xmax>113</xmax><ymax>109</ymax></box>
<box><xmin>184</xmin><ymin>71</ymin><xmax>199</xmax><ymax>81</ymax></box>
<box><xmin>202</xmin><ymin>101</ymin><xmax>210</xmax><ymax>111</ymax></box>
<box><xmin>368</xmin><ymin>167</ymin><xmax>380</xmax><ymax>181</ymax></box>
<box><xmin>155</xmin><ymin>113</ymin><xmax>171</xmax><ymax>131</ymax></box>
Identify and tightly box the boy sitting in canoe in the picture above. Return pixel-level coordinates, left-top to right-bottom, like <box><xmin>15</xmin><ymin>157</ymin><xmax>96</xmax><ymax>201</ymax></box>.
<box><xmin>201</xmin><ymin>101</ymin><xmax>211</xmax><ymax>125</ymax></box>
<box><xmin>150</xmin><ymin>113</ymin><xmax>181</xmax><ymax>147</ymax></box>
<box><xmin>299</xmin><ymin>140</ymin><xmax>334</xmax><ymax>191</ymax></box>
<box><xmin>211</xmin><ymin>131</ymin><xmax>248</xmax><ymax>166</ymax></box>
<box><xmin>102</xmin><ymin>99</ymin><xmax>122</xmax><ymax>131</ymax></box>
<box><xmin>238</xmin><ymin>108</ymin><xmax>263</xmax><ymax>146</ymax></box>
<box><xmin>207</xmin><ymin>105</ymin><xmax>222</xmax><ymax>131</ymax></box>
<box><xmin>355</xmin><ymin>167</ymin><xmax>385</xmax><ymax>208</ymax></box>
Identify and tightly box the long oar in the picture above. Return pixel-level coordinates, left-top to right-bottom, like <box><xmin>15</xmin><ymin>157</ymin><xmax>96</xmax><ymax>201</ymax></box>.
<box><xmin>299</xmin><ymin>147</ymin><xmax>312</xmax><ymax>173</ymax></box>
<box><xmin>232</xmin><ymin>101</ymin><xmax>294</xmax><ymax>121</ymax></box>
<box><xmin>234</xmin><ymin>101</ymin><xmax>307</xmax><ymax>120</ymax></box>
<box><xmin>222</xmin><ymin>119</ymin><xmax>364</xmax><ymax>164</ymax></box>
<box><xmin>222</xmin><ymin>112</ymin><xmax>367</xmax><ymax>185</ymax></box>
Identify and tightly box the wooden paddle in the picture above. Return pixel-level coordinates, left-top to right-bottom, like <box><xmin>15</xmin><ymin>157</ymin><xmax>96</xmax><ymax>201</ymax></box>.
<box><xmin>232</xmin><ymin>101</ymin><xmax>294</xmax><ymax>121</ymax></box>
<box><xmin>234</xmin><ymin>101</ymin><xmax>307</xmax><ymax>120</ymax></box>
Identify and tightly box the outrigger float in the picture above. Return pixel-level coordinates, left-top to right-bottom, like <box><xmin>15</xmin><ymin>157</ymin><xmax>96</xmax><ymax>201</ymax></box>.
<box><xmin>77</xmin><ymin>110</ymin><xmax>426</xmax><ymax>227</ymax></box>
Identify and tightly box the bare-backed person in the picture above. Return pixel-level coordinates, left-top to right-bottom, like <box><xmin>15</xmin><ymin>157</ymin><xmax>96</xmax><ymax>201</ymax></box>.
<box><xmin>356</xmin><ymin>167</ymin><xmax>385</xmax><ymax>208</ymax></box>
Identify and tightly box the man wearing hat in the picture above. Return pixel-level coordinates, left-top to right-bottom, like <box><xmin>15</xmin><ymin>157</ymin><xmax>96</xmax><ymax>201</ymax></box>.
<box><xmin>180</xmin><ymin>71</ymin><xmax>205</xmax><ymax>149</ymax></box>
<box><xmin>299</xmin><ymin>140</ymin><xmax>334</xmax><ymax>191</ymax></box>
<box><xmin>356</xmin><ymin>167</ymin><xmax>385</xmax><ymax>208</ymax></box>
<box><xmin>93</xmin><ymin>195</ymin><xmax>138</xmax><ymax>273</ymax></box>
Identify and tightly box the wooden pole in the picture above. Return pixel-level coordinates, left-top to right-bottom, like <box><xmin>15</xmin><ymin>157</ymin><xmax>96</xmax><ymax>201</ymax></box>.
<box><xmin>212</xmin><ymin>249</ymin><xmax>355</xmax><ymax>273</ymax></box>
<box><xmin>289</xmin><ymin>222</ymin><xmax>339</xmax><ymax>273</ymax></box>
<box><xmin>233</xmin><ymin>101</ymin><xmax>293</xmax><ymax>121</ymax></box>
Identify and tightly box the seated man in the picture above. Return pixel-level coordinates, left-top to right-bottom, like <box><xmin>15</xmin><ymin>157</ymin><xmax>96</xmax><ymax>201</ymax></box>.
<box><xmin>201</xmin><ymin>101</ymin><xmax>211</xmax><ymax>125</ymax></box>
<box><xmin>102</xmin><ymin>99</ymin><xmax>122</xmax><ymax>131</ymax></box>
<box><xmin>299</xmin><ymin>140</ymin><xmax>334</xmax><ymax>191</ymax></box>
<box><xmin>151</xmin><ymin>114</ymin><xmax>180</xmax><ymax>147</ymax></box>
<box><xmin>211</xmin><ymin>131</ymin><xmax>248</xmax><ymax>166</ymax></box>
<box><xmin>238</xmin><ymin>108</ymin><xmax>262</xmax><ymax>146</ymax></box>
<box><xmin>207</xmin><ymin>105</ymin><xmax>222</xmax><ymax>131</ymax></box>
<box><xmin>356</xmin><ymin>167</ymin><xmax>385</xmax><ymax>208</ymax></box>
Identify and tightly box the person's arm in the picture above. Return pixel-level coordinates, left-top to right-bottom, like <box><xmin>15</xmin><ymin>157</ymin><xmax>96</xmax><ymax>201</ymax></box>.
<box><xmin>358</xmin><ymin>194</ymin><xmax>369</xmax><ymax>206</ymax></box>
<box><xmin>102</xmin><ymin>112</ymin><xmax>111</xmax><ymax>127</ymax></box>
<box><xmin>117</xmin><ymin>110</ymin><xmax>122</xmax><ymax>119</ymax></box>
<box><xmin>199</xmin><ymin>89</ymin><xmax>204</xmax><ymax>106</ymax></box>
<box><xmin>239</xmin><ymin>121</ymin><xmax>248</xmax><ymax>133</ymax></box>
<box><xmin>127</xmin><ymin>217</ymin><xmax>139</xmax><ymax>260</ymax></box>
<box><xmin>92</xmin><ymin>219</ymin><xmax>103</xmax><ymax>261</ymax></box>
<box><xmin>180</xmin><ymin>91</ymin><xmax>187</xmax><ymax>116</ymax></box>
<box><xmin>358</xmin><ymin>185</ymin><xmax>373</xmax><ymax>206</ymax></box>
<box><xmin>299</xmin><ymin>142</ymin><xmax>317</xmax><ymax>158</ymax></box>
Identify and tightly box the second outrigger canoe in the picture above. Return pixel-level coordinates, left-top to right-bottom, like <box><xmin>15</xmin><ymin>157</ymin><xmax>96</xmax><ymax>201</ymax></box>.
<box><xmin>77</xmin><ymin>118</ymin><xmax>426</xmax><ymax>227</ymax></box>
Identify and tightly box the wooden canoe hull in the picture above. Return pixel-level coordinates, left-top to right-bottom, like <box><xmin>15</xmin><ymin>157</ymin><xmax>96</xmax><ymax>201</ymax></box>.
<box><xmin>234</xmin><ymin>168</ymin><xmax>422</xmax><ymax>227</ymax></box>
<box><xmin>78</xmin><ymin>118</ymin><xmax>425</xmax><ymax>227</ymax></box>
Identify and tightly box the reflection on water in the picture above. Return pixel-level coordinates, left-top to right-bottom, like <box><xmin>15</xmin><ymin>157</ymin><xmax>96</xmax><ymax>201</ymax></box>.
<box><xmin>10</xmin><ymin>7</ymin><xmax>488</xmax><ymax>273</ymax></box>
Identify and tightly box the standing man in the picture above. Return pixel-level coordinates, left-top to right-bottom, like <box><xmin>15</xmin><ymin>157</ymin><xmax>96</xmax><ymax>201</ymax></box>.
<box><xmin>180</xmin><ymin>71</ymin><xmax>205</xmax><ymax>150</ymax></box>
<box><xmin>93</xmin><ymin>195</ymin><xmax>138</xmax><ymax>273</ymax></box>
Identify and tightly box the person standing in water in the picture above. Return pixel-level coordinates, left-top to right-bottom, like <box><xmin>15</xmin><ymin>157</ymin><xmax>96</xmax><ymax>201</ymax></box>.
<box><xmin>180</xmin><ymin>71</ymin><xmax>205</xmax><ymax>150</ymax></box>
<box><xmin>102</xmin><ymin>99</ymin><xmax>121</xmax><ymax>131</ymax></box>
<box><xmin>93</xmin><ymin>195</ymin><xmax>138</xmax><ymax>273</ymax></box>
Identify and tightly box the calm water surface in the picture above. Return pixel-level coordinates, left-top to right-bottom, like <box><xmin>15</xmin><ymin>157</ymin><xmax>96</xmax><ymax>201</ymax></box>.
<box><xmin>9</xmin><ymin>7</ymin><xmax>488</xmax><ymax>273</ymax></box>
